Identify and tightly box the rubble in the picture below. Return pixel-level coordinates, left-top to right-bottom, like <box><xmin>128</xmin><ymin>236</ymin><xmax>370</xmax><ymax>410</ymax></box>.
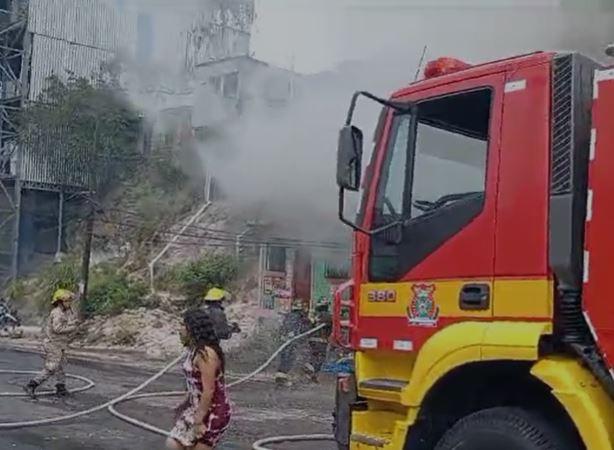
<box><xmin>74</xmin><ymin>307</ymin><xmax>183</xmax><ymax>359</ymax></box>
<box><xmin>71</xmin><ymin>276</ymin><xmax>271</xmax><ymax>359</ymax></box>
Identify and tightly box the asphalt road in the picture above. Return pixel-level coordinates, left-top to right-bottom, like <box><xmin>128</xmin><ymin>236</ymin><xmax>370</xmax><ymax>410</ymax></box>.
<box><xmin>0</xmin><ymin>347</ymin><xmax>336</xmax><ymax>450</ymax></box>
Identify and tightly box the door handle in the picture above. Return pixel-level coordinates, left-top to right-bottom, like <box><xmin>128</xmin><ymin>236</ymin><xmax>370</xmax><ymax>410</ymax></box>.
<box><xmin>459</xmin><ymin>284</ymin><xmax>490</xmax><ymax>310</ymax></box>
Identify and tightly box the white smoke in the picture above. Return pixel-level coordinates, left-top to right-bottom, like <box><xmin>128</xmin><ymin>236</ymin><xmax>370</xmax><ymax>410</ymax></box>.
<box><xmin>201</xmin><ymin>0</ymin><xmax>614</xmax><ymax>242</ymax></box>
<box><xmin>112</xmin><ymin>0</ymin><xmax>614</xmax><ymax>244</ymax></box>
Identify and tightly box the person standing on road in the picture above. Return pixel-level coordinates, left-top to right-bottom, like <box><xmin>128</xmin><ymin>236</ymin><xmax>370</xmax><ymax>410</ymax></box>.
<box><xmin>23</xmin><ymin>289</ymin><xmax>79</xmax><ymax>398</ymax></box>
<box><xmin>274</xmin><ymin>298</ymin><xmax>311</xmax><ymax>386</ymax></box>
<box><xmin>202</xmin><ymin>288</ymin><xmax>240</xmax><ymax>340</ymax></box>
<box><xmin>304</xmin><ymin>303</ymin><xmax>333</xmax><ymax>383</ymax></box>
<box><xmin>167</xmin><ymin>309</ymin><xmax>231</xmax><ymax>450</ymax></box>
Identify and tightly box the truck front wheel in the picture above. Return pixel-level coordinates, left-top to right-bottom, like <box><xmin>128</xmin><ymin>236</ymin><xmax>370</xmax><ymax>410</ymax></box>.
<box><xmin>434</xmin><ymin>407</ymin><xmax>582</xmax><ymax>450</ymax></box>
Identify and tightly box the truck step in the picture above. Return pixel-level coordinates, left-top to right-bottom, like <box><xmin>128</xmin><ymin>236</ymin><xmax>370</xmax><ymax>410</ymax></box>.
<box><xmin>359</xmin><ymin>378</ymin><xmax>408</xmax><ymax>392</ymax></box>
<box><xmin>351</xmin><ymin>433</ymin><xmax>389</xmax><ymax>447</ymax></box>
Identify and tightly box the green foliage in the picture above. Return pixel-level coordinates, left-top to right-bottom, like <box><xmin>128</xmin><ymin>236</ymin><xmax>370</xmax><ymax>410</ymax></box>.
<box><xmin>149</xmin><ymin>148</ymin><xmax>190</xmax><ymax>193</ymax></box>
<box><xmin>161</xmin><ymin>254</ymin><xmax>238</xmax><ymax>306</ymax></box>
<box><xmin>8</xmin><ymin>259</ymin><xmax>148</xmax><ymax>317</ymax></box>
<box><xmin>4</xmin><ymin>278</ymin><xmax>26</xmax><ymax>303</ymax></box>
<box><xmin>19</xmin><ymin>69</ymin><xmax>141</xmax><ymax>195</ymax></box>
<box><xmin>34</xmin><ymin>258</ymin><xmax>81</xmax><ymax>312</ymax></box>
<box><xmin>84</xmin><ymin>264</ymin><xmax>148</xmax><ymax>317</ymax></box>
<box><xmin>1</xmin><ymin>259</ymin><xmax>81</xmax><ymax>317</ymax></box>
<box><xmin>114</xmin><ymin>146</ymin><xmax>199</xmax><ymax>247</ymax></box>
<box><xmin>129</xmin><ymin>180</ymin><xmax>194</xmax><ymax>244</ymax></box>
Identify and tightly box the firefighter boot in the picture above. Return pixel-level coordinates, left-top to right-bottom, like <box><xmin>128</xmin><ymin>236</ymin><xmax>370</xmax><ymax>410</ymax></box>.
<box><xmin>55</xmin><ymin>383</ymin><xmax>70</xmax><ymax>397</ymax></box>
<box><xmin>23</xmin><ymin>380</ymin><xmax>39</xmax><ymax>399</ymax></box>
<box><xmin>303</xmin><ymin>363</ymin><xmax>319</xmax><ymax>383</ymax></box>
<box><xmin>303</xmin><ymin>362</ymin><xmax>316</xmax><ymax>375</ymax></box>
<box><xmin>275</xmin><ymin>371</ymin><xmax>292</xmax><ymax>387</ymax></box>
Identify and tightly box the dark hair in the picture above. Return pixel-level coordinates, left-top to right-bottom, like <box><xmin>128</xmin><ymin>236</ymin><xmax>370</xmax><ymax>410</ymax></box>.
<box><xmin>183</xmin><ymin>309</ymin><xmax>225</xmax><ymax>372</ymax></box>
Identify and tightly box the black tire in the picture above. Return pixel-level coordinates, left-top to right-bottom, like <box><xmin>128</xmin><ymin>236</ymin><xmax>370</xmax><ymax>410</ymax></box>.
<box><xmin>434</xmin><ymin>407</ymin><xmax>582</xmax><ymax>450</ymax></box>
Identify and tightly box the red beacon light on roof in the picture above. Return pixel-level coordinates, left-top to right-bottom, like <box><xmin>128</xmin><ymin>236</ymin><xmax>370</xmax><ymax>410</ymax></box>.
<box><xmin>423</xmin><ymin>57</ymin><xmax>471</xmax><ymax>79</ymax></box>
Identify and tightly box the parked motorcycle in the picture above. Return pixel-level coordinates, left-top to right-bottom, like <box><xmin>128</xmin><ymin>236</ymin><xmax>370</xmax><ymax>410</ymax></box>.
<box><xmin>0</xmin><ymin>298</ymin><xmax>21</xmax><ymax>337</ymax></box>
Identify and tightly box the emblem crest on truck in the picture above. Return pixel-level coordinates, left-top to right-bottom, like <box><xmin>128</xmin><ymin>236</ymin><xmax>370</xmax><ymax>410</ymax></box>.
<box><xmin>408</xmin><ymin>284</ymin><xmax>439</xmax><ymax>327</ymax></box>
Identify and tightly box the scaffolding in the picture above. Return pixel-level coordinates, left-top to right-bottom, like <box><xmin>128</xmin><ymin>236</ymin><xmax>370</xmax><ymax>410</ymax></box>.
<box><xmin>0</xmin><ymin>0</ymin><xmax>27</xmax><ymax>285</ymax></box>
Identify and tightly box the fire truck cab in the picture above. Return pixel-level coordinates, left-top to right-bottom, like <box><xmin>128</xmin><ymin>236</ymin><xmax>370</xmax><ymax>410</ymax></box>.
<box><xmin>333</xmin><ymin>51</ymin><xmax>614</xmax><ymax>449</ymax></box>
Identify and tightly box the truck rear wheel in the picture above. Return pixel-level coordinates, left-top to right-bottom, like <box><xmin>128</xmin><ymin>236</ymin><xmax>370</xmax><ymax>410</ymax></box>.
<box><xmin>434</xmin><ymin>407</ymin><xmax>581</xmax><ymax>450</ymax></box>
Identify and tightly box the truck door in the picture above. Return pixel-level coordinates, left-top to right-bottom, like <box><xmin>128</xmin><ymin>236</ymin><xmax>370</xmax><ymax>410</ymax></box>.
<box><xmin>360</xmin><ymin>73</ymin><xmax>504</xmax><ymax>349</ymax></box>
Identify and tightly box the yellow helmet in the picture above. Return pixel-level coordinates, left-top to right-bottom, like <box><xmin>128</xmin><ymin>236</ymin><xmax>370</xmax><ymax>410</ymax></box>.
<box><xmin>52</xmin><ymin>289</ymin><xmax>74</xmax><ymax>304</ymax></box>
<box><xmin>204</xmin><ymin>287</ymin><xmax>228</xmax><ymax>302</ymax></box>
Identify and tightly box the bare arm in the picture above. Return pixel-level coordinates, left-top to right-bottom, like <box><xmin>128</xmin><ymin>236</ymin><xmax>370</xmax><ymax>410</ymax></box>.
<box><xmin>194</xmin><ymin>347</ymin><xmax>219</xmax><ymax>426</ymax></box>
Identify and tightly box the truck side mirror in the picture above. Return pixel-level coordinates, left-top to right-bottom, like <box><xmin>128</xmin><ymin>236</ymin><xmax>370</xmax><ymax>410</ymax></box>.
<box><xmin>336</xmin><ymin>125</ymin><xmax>363</xmax><ymax>192</ymax></box>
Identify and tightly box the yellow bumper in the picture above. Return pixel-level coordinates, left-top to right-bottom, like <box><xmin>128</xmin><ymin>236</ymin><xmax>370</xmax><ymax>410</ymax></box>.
<box><xmin>350</xmin><ymin>322</ymin><xmax>614</xmax><ymax>450</ymax></box>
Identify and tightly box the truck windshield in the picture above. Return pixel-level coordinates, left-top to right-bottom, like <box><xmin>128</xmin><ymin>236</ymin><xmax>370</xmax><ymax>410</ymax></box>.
<box><xmin>410</xmin><ymin>121</ymin><xmax>487</xmax><ymax>217</ymax></box>
<box><xmin>374</xmin><ymin>89</ymin><xmax>491</xmax><ymax>223</ymax></box>
<box><xmin>369</xmin><ymin>88</ymin><xmax>492</xmax><ymax>280</ymax></box>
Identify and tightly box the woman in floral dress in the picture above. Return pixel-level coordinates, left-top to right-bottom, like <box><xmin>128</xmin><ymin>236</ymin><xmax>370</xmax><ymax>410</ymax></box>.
<box><xmin>166</xmin><ymin>309</ymin><xmax>232</xmax><ymax>450</ymax></box>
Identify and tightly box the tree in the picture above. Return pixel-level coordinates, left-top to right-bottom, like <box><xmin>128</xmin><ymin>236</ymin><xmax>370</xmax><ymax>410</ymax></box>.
<box><xmin>18</xmin><ymin>67</ymin><xmax>142</xmax><ymax>196</ymax></box>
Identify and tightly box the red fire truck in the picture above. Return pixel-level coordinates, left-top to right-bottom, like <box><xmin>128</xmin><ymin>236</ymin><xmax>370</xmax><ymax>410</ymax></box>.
<box><xmin>332</xmin><ymin>51</ymin><xmax>614</xmax><ymax>449</ymax></box>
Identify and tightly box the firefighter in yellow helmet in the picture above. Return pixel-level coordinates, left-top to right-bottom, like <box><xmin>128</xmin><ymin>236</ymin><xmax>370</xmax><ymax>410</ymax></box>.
<box><xmin>24</xmin><ymin>288</ymin><xmax>79</xmax><ymax>398</ymax></box>
<box><xmin>202</xmin><ymin>287</ymin><xmax>240</xmax><ymax>340</ymax></box>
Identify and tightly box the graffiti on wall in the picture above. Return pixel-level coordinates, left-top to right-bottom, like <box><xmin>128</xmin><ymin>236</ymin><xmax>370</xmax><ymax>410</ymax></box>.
<box><xmin>262</xmin><ymin>274</ymin><xmax>291</xmax><ymax>310</ymax></box>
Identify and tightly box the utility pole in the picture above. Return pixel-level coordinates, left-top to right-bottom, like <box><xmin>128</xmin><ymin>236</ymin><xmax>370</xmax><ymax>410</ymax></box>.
<box><xmin>79</xmin><ymin>197</ymin><xmax>94</xmax><ymax>318</ymax></box>
<box><xmin>54</xmin><ymin>190</ymin><xmax>64</xmax><ymax>261</ymax></box>
<box><xmin>79</xmin><ymin>118</ymin><xmax>98</xmax><ymax>317</ymax></box>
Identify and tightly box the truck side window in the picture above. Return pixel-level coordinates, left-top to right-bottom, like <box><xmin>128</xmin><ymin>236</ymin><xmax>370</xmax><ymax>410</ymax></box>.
<box><xmin>356</xmin><ymin>107</ymin><xmax>389</xmax><ymax>225</ymax></box>
<box><xmin>370</xmin><ymin>88</ymin><xmax>492</xmax><ymax>281</ymax></box>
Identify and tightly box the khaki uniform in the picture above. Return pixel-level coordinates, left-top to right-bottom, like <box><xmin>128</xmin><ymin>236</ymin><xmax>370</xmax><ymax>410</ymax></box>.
<box><xmin>33</xmin><ymin>306</ymin><xmax>77</xmax><ymax>386</ymax></box>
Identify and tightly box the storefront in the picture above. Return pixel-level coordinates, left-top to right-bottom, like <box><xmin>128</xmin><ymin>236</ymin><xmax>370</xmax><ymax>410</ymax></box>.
<box><xmin>258</xmin><ymin>245</ymin><xmax>348</xmax><ymax>314</ymax></box>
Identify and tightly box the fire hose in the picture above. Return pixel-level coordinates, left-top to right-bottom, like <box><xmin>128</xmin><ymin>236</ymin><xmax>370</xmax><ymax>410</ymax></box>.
<box><xmin>0</xmin><ymin>324</ymin><xmax>335</xmax><ymax>449</ymax></box>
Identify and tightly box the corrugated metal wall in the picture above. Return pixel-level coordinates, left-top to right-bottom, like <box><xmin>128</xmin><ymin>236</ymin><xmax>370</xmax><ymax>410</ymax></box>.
<box><xmin>28</xmin><ymin>36</ymin><xmax>112</xmax><ymax>101</ymax></box>
<box><xmin>21</xmin><ymin>0</ymin><xmax>135</xmax><ymax>186</ymax></box>
<box><xmin>27</xmin><ymin>0</ymin><xmax>136</xmax><ymax>101</ymax></box>
<box><xmin>20</xmin><ymin>126</ymin><xmax>94</xmax><ymax>188</ymax></box>
<box><xmin>28</xmin><ymin>0</ymin><xmax>125</xmax><ymax>51</ymax></box>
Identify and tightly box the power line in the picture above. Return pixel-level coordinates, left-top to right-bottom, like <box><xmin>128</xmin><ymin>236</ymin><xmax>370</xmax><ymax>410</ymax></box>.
<box><xmin>103</xmin><ymin>206</ymin><xmax>240</xmax><ymax>237</ymax></box>
<box><xmin>93</xmin><ymin>232</ymin><xmax>348</xmax><ymax>254</ymax></box>
<box><xmin>41</xmin><ymin>208</ymin><xmax>349</xmax><ymax>249</ymax></box>
<box><xmin>97</xmin><ymin>217</ymin><xmax>347</xmax><ymax>250</ymax></box>
<box><xmin>102</xmin><ymin>205</ymin><xmax>348</xmax><ymax>248</ymax></box>
<box><xmin>19</xmin><ymin>198</ymin><xmax>349</xmax><ymax>252</ymax></box>
<box><xmin>20</xmin><ymin>207</ymin><xmax>348</xmax><ymax>249</ymax></box>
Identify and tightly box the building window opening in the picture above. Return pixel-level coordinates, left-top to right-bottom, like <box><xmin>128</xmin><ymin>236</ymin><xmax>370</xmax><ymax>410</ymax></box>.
<box><xmin>266</xmin><ymin>246</ymin><xmax>286</xmax><ymax>273</ymax></box>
